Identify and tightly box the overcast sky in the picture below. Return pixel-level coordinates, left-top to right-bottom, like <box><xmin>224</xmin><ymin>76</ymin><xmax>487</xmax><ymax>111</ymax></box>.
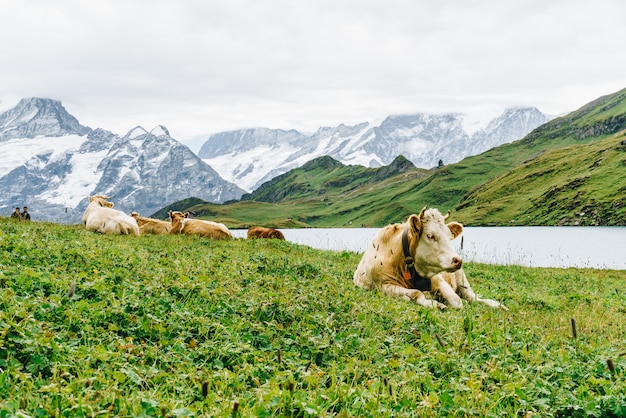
<box><xmin>1</xmin><ymin>0</ymin><xmax>625</xmax><ymax>151</ymax></box>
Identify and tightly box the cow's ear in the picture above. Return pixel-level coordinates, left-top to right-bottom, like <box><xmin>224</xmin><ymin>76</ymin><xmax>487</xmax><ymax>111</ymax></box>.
<box><xmin>409</xmin><ymin>214</ymin><xmax>422</xmax><ymax>233</ymax></box>
<box><xmin>410</xmin><ymin>206</ymin><xmax>428</xmax><ymax>233</ymax></box>
<box><xmin>184</xmin><ymin>212</ymin><xmax>190</xmax><ymax>218</ymax></box>
<box><xmin>447</xmin><ymin>222</ymin><xmax>463</xmax><ymax>239</ymax></box>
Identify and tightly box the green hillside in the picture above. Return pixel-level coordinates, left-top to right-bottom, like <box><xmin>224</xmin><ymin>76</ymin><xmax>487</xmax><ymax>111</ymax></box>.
<box><xmin>163</xmin><ymin>87</ymin><xmax>626</xmax><ymax>227</ymax></box>
<box><xmin>242</xmin><ymin>155</ymin><xmax>424</xmax><ymax>204</ymax></box>
<box><xmin>455</xmin><ymin>131</ymin><xmax>626</xmax><ymax>225</ymax></box>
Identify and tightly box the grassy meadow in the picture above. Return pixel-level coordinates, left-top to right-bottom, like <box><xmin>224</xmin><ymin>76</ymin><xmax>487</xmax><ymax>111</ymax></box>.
<box><xmin>1</xmin><ymin>219</ymin><xmax>625</xmax><ymax>417</ymax></box>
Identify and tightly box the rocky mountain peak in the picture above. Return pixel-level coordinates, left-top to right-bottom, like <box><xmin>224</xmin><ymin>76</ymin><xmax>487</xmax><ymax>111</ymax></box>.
<box><xmin>126</xmin><ymin>126</ymin><xmax>148</xmax><ymax>139</ymax></box>
<box><xmin>0</xmin><ymin>97</ymin><xmax>92</xmax><ymax>141</ymax></box>
<box><xmin>150</xmin><ymin>125</ymin><xmax>170</xmax><ymax>137</ymax></box>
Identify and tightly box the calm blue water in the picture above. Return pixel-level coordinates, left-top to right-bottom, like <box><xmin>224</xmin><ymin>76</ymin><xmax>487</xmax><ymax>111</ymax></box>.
<box><xmin>232</xmin><ymin>227</ymin><xmax>626</xmax><ymax>270</ymax></box>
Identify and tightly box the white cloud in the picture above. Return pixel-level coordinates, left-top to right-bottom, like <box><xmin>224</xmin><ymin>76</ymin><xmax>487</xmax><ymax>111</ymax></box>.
<box><xmin>1</xmin><ymin>0</ymin><xmax>625</xmax><ymax>149</ymax></box>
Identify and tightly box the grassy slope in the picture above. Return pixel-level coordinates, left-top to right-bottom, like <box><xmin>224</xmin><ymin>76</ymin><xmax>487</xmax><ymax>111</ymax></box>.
<box><xmin>455</xmin><ymin>131</ymin><xmax>626</xmax><ymax>225</ymax></box>
<box><xmin>205</xmin><ymin>88</ymin><xmax>625</xmax><ymax>227</ymax></box>
<box><xmin>1</xmin><ymin>219</ymin><xmax>625</xmax><ymax>416</ymax></box>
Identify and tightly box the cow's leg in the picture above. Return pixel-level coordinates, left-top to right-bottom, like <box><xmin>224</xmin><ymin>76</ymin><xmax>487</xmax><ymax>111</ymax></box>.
<box><xmin>455</xmin><ymin>270</ymin><xmax>509</xmax><ymax>310</ymax></box>
<box><xmin>381</xmin><ymin>284</ymin><xmax>446</xmax><ymax>309</ymax></box>
<box><xmin>431</xmin><ymin>274</ymin><xmax>464</xmax><ymax>309</ymax></box>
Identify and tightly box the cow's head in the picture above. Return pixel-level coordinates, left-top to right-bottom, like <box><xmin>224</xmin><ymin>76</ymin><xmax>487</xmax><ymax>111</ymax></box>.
<box><xmin>168</xmin><ymin>210</ymin><xmax>186</xmax><ymax>233</ymax></box>
<box><xmin>168</xmin><ymin>210</ymin><xmax>185</xmax><ymax>222</ymax></box>
<box><xmin>88</xmin><ymin>195</ymin><xmax>114</xmax><ymax>208</ymax></box>
<box><xmin>409</xmin><ymin>207</ymin><xmax>463</xmax><ymax>279</ymax></box>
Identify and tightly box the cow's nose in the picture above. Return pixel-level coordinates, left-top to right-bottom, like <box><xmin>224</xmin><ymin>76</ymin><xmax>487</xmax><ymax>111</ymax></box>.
<box><xmin>452</xmin><ymin>257</ymin><xmax>462</xmax><ymax>268</ymax></box>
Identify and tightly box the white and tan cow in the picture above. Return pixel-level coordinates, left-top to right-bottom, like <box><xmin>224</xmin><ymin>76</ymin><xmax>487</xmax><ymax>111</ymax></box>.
<box><xmin>82</xmin><ymin>195</ymin><xmax>140</xmax><ymax>236</ymax></box>
<box><xmin>130</xmin><ymin>212</ymin><xmax>171</xmax><ymax>235</ymax></box>
<box><xmin>168</xmin><ymin>211</ymin><xmax>232</xmax><ymax>240</ymax></box>
<box><xmin>353</xmin><ymin>207</ymin><xmax>506</xmax><ymax>309</ymax></box>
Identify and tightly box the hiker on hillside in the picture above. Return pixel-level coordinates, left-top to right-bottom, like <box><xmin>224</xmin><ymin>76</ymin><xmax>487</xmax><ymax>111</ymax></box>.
<box><xmin>22</xmin><ymin>206</ymin><xmax>31</xmax><ymax>222</ymax></box>
<box><xmin>10</xmin><ymin>207</ymin><xmax>21</xmax><ymax>221</ymax></box>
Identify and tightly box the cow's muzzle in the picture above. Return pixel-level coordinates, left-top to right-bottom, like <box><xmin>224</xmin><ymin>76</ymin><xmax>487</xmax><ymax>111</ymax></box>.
<box><xmin>451</xmin><ymin>257</ymin><xmax>463</xmax><ymax>270</ymax></box>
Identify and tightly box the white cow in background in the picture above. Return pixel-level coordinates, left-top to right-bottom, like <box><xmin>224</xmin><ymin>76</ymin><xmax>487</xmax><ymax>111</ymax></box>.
<box><xmin>82</xmin><ymin>195</ymin><xmax>140</xmax><ymax>236</ymax></box>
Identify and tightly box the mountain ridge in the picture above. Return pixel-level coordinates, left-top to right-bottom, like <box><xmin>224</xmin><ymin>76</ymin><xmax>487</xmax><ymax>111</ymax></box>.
<box><xmin>198</xmin><ymin>107</ymin><xmax>552</xmax><ymax>191</ymax></box>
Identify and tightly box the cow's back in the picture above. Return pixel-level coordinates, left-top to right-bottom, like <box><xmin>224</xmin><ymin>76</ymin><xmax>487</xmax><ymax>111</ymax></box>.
<box><xmin>139</xmin><ymin>219</ymin><xmax>171</xmax><ymax>235</ymax></box>
<box><xmin>85</xmin><ymin>206</ymin><xmax>139</xmax><ymax>236</ymax></box>
<box><xmin>248</xmin><ymin>226</ymin><xmax>285</xmax><ymax>240</ymax></box>
<box><xmin>182</xmin><ymin>219</ymin><xmax>232</xmax><ymax>239</ymax></box>
<box><xmin>353</xmin><ymin>223</ymin><xmax>403</xmax><ymax>290</ymax></box>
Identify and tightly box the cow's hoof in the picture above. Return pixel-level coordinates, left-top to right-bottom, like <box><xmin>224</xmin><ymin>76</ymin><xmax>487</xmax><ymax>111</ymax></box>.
<box><xmin>431</xmin><ymin>300</ymin><xmax>447</xmax><ymax>309</ymax></box>
<box><xmin>483</xmin><ymin>299</ymin><xmax>509</xmax><ymax>310</ymax></box>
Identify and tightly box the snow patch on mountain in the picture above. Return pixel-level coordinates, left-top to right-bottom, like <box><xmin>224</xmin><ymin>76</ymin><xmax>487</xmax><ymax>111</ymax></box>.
<box><xmin>205</xmin><ymin>142</ymin><xmax>300</xmax><ymax>191</ymax></box>
<box><xmin>38</xmin><ymin>147</ymin><xmax>109</xmax><ymax>207</ymax></box>
<box><xmin>0</xmin><ymin>135</ymin><xmax>86</xmax><ymax>178</ymax></box>
<box><xmin>461</xmin><ymin>108</ymin><xmax>504</xmax><ymax>136</ymax></box>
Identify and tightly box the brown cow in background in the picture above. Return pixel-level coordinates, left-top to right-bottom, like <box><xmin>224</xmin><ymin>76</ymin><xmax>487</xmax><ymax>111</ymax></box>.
<box><xmin>130</xmin><ymin>212</ymin><xmax>171</xmax><ymax>235</ymax></box>
<box><xmin>247</xmin><ymin>226</ymin><xmax>286</xmax><ymax>240</ymax></box>
<box><xmin>169</xmin><ymin>211</ymin><xmax>232</xmax><ymax>240</ymax></box>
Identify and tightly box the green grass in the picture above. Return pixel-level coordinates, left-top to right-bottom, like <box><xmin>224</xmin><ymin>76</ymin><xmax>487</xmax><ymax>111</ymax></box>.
<box><xmin>1</xmin><ymin>219</ymin><xmax>625</xmax><ymax>416</ymax></box>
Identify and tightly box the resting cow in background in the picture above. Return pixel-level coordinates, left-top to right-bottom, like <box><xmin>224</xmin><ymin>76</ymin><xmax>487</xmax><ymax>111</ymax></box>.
<box><xmin>168</xmin><ymin>211</ymin><xmax>232</xmax><ymax>240</ymax></box>
<box><xmin>353</xmin><ymin>207</ymin><xmax>506</xmax><ymax>309</ymax></box>
<box><xmin>130</xmin><ymin>212</ymin><xmax>171</xmax><ymax>235</ymax></box>
<box><xmin>82</xmin><ymin>195</ymin><xmax>140</xmax><ymax>236</ymax></box>
<box><xmin>247</xmin><ymin>226</ymin><xmax>286</xmax><ymax>240</ymax></box>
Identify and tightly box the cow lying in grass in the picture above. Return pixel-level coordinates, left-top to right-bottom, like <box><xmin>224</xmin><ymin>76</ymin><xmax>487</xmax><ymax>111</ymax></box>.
<box><xmin>168</xmin><ymin>211</ymin><xmax>232</xmax><ymax>240</ymax></box>
<box><xmin>130</xmin><ymin>212</ymin><xmax>171</xmax><ymax>235</ymax></box>
<box><xmin>247</xmin><ymin>226</ymin><xmax>286</xmax><ymax>240</ymax></box>
<box><xmin>353</xmin><ymin>207</ymin><xmax>506</xmax><ymax>309</ymax></box>
<box><xmin>82</xmin><ymin>195</ymin><xmax>140</xmax><ymax>236</ymax></box>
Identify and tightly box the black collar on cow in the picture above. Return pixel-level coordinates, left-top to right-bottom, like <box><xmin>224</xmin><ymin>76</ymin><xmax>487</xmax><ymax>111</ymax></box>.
<box><xmin>401</xmin><ymin>227</ymin><xmax>432</xmax><ymax>291</ymax></box>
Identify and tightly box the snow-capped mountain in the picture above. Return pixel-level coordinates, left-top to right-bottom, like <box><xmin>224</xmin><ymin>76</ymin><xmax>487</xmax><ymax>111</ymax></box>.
<box><xmin>198</xmin><ymin>107</ymin><xmax>552</xmax><ymax>192</ymax></box>
<box><xmin>0</xmin><ymin>97</ymin><xmax>91</xmax><ymax>141</ymax></box>
<box><xmin>0</xmin><ymin>98</ymin><xmax>245</xmax><ymax>223</ymax></box>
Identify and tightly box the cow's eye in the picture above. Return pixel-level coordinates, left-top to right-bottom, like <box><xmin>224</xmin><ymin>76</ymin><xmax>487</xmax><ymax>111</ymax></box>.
<box><xmin>426</xmin><ymin>233</ymin><xmax>436</xmax><ymax>241</ymax></box>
